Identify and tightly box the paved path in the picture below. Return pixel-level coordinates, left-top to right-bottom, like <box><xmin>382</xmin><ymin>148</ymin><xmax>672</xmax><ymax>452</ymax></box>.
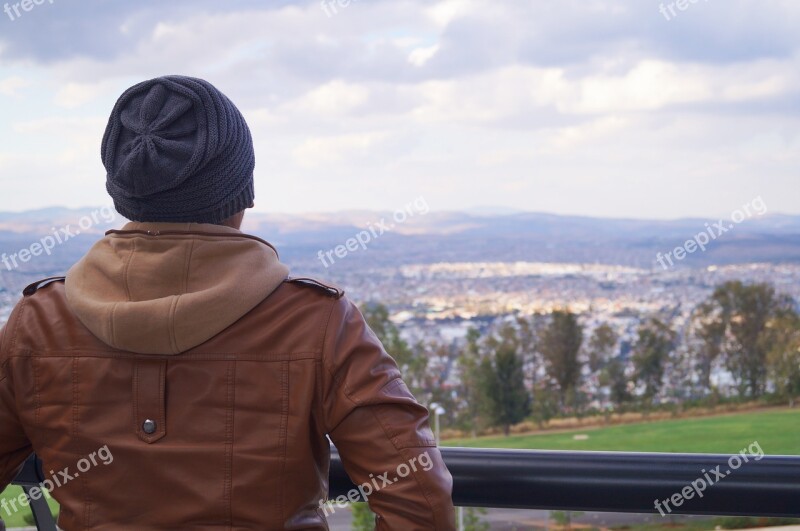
<box><xmin>326</xmin><ymin>506</ymin><xmax>715</xmax><ymax>530</ymax></box>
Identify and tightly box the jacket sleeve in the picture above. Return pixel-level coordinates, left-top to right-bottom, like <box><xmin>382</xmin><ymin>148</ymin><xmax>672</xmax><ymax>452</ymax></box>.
<box><xmin>0</xmin><ymin>310</ymin><xmax>34</xmax><ymax>492</ymax></box>
<box><xmin>321</xmin><ymin>297</ymin><xmax>456</xmax><ymax>530</ymax></box>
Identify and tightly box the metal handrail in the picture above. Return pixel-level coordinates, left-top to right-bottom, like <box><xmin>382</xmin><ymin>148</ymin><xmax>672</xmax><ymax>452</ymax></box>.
<box><xmin>11</xmin><ymin>448</ymin><xmax>800</xmax><ymax>528</ymax></box>
<box><xmin>331</xmin><ymin>447</ymin><xmax>800</xmax><ymax>516</ymax></box>
<box><xmin>9</xmin><ymin>455</ymin><xmax>57</xmax><ymax>531</ymax></box>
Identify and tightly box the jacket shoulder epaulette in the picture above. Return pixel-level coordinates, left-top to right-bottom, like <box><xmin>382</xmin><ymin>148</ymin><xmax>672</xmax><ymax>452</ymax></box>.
<box><xmin>22</xmin><ymin>276</ymin><xmax>66</xmax><ymax>297</ymax></box>
<box><xmin>285</xmin><ymin>277</ymin><xmax>344</xmax><ymax>299</ymax></box>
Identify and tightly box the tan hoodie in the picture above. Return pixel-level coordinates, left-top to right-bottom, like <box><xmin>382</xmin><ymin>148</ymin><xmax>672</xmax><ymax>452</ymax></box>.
<box><xmin>65</xmin><ymin>221</ymin><xmax>289</xmax><ymax>355</ymax></box>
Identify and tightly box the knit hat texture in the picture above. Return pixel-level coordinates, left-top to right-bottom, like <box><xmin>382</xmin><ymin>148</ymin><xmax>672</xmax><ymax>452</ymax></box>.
<box><xmin>102</xmin><ymin>75</ymin><xmax>254</xmax><ymax>223</ymax></box>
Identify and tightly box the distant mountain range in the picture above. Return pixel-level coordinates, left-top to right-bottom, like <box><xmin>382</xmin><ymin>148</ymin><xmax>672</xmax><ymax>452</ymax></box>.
<box><xmin>1</xmin><ymin>207</ymin><xmax>800</xmax><ymax>277</ymax></box>
<box><xmin>244</xmin><ymin>209</ymin><xmax>800</xmax><ymax>270</ymax></box>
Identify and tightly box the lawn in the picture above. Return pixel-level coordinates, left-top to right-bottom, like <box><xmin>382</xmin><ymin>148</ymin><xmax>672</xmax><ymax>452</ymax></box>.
<box><xmin>0</xmin><ymin>485</ymin><xmax>58</xmax><ymax>529</ymax></box>
<box><xmin>443</xmin><ymin>408</ymin><xmax>800</xmax><ymax>454</ymax></box>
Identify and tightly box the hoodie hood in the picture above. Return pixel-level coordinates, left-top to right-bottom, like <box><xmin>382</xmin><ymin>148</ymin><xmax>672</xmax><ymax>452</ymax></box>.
<box><xmin>65</xmin><ymin>222</ymin><xmax>289</xmax><ymax>355</ymax></box>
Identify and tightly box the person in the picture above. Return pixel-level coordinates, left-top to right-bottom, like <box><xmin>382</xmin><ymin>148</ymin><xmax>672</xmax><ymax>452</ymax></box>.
<box><xmin>0</xmin><ymin>75</ymin><xmax>456</xmax><ymax>530</ymax></box>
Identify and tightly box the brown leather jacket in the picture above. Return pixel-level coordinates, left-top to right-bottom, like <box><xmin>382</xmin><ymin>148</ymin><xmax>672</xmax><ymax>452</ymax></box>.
<box><xmin>0</xmin><ymin>222</ymin><xmax>455</xmax><ymax>530</ymax></box>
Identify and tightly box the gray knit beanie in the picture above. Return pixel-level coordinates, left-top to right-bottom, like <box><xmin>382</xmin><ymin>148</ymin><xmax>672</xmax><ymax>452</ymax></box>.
<box><xmin>102</xmin><ymin>75</ymin><xmax>255</xmax><ymax>224</ymax></box>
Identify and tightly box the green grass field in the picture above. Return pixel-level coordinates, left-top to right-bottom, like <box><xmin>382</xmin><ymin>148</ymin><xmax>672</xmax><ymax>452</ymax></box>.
<box><xmin>2</xmin><ymin>408</ymin><xmax>799</xmax><ymax>528</ymax></box>
<box><xmin>0</xmin><ymin>485</ymin><xmax>58</xmax><ymax>528</ymax></box>
<box><xmin>444</xmin><ymin>408</ymin><xmax>800</xmax><ymax>454</ymax></box>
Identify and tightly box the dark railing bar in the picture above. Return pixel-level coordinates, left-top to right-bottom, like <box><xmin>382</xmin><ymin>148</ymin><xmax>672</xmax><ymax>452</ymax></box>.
<box><xmin>12</xmin><ymin>447</ymin><xmax>800</xmax><ymax>529</ymax></box>
<box><xmin>331</xmin><ymin>447</ymin><xmax>800</xmax><ymax>517</ymax></box>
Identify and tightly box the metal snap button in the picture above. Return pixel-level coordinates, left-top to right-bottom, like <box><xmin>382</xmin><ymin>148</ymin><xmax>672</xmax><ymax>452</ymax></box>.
<box><xmin>142</xmin><ymin>419</ymin><xmax>157</xmax><ymax>434</ymax></box>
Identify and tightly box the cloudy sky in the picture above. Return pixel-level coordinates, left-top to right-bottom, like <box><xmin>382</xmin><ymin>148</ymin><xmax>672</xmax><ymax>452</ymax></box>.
<box><xmin>0</xmin><ymin>0</ymin><xmax>798</xmax><ymax>219</ymax></box>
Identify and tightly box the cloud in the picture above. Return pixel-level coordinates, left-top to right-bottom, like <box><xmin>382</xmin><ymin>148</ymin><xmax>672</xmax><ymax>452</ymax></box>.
<box><xmin>286</xmin><ymin>80</ymin><xmax>370</xmax><ymax>116</ymax></box>
<box><xmin>408</xmin><ymin>44</ymin><xmax>440</xmax><ymax>67</ymax></box>
<box><xmin>53</xmin><ymin>81</ymin><xmax>118</xmax><ymax>108</ymax></box>
<box><xmin>570</xmin><ymin>60</ymin><xmax>713</xmax><ymax>113</ymax></box>
<box><xmin>424</xmin><ymin>0</ymin><xmax>479</xmax><ymax>27</ymax></box>
<box><xmin>0</xmin><ymin>76</ymin><xmax>29</xmax><ymax>96</ymax></box>
<box><xmin>291</xmin><ymin>131</ymin><xmax>391</xmax><ymax>168</ymax></box>
<box><xmin>12</xmin><ymin>116</ymin><xmax>105</xmax><ymax>134</ymax></box>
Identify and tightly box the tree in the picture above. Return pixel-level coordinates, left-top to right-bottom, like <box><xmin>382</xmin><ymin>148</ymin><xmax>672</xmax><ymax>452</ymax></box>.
<box><xmin>363</xmin><ymin>302</ymin><xmax>411</xmax><ymax>362</ymax></box>
<box><xmin>588</xmin><ymin>323</ymin><xmax>617</xmax><ymax>373</ymax></box>
<box><xmin>632</xmin><ymin>318</ymin><xmax>676</xmax><ymax>408</ymax></box>
<box><xmin>530</xmin><ymin>382</ymin><xmax>559</xmax><ymax>428</ymax></box>
<box><xmin>551</xmin><ymin>510</ymin><xmax>584</xmax><ymax>530</ymax></box>
<box><xmin>455</xmin><ymin>328</ymin><xmax>485</xmax><ymax>437</ymax></box>
<box><xmin>689</xmin><ymin>301</ymin><xmax>726</xmax><ymax>394</ymax></box>
<box><xmin>478</xmin><ymin>326</ymin><xmax>531</xmax><ymax>435</ymax></box>
<box><xmin>516</xmin><ymin>313</ymin><xmax>545</xmax><ymax>386</ymax></box>
<box><xmin>539</xmin><ymin>311</ymin><xmax>584</xmax><ymax>409</ymax></box>
<box><xmin>350</xmin><ymin>503</ymin><xmax>374</xmax><ymax>530</ymax></box>
<box><xmin>766</xmin><ymin>311</ymin><xmax>800</xmax><ymax>407</ymax></box>
<box><xmin>424</xmin><ymin>340</ymin><xmax>459</xmax><ymax>433</ymax></box>
<box><xmin>587</xmin><ymin>323</ymin><xmax>620</xmax><ymax>410</ymax></box>
<box><xmin>462</xmin><ymin>507</ymin><xmax>490</xmax><ymax>531</ymax></box>
<box><xmin>599</xmin><ymin>357</ymin><xmax>631</xmax><ymax>410</ymax></box>
<box><xmin>362</xmin><ymin>302</ymin><xmax>427</xmax><ymax>396</ymax></box>
<box><xmin>696</xmin><ymin>282</ymin><xmax>795</xmax><ymax>397</ymax></box>
<box><xmin>408</xmin><ymin>339</ymin><xmax>436</xmax><ymax>401</ymax></box>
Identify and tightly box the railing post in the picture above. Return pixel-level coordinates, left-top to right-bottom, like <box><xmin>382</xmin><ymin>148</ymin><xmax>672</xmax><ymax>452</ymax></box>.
<box><xmin>10</xmin><ymin>455</ymin><xmax>57</xmax><ymax>531</ymax></box>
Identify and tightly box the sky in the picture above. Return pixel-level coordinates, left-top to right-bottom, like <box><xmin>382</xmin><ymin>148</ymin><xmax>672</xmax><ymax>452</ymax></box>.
<box><xmin>0</xmin><ymin>0</ymin><xmax>798</xmax><ymax>219</ymax></box>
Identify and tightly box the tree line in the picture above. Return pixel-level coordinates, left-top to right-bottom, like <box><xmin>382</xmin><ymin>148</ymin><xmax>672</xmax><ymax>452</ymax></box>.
<box><xmin>364</xmin><ymin>280</ymin><xmax>800</xmax><ymax>437</ymax></box>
